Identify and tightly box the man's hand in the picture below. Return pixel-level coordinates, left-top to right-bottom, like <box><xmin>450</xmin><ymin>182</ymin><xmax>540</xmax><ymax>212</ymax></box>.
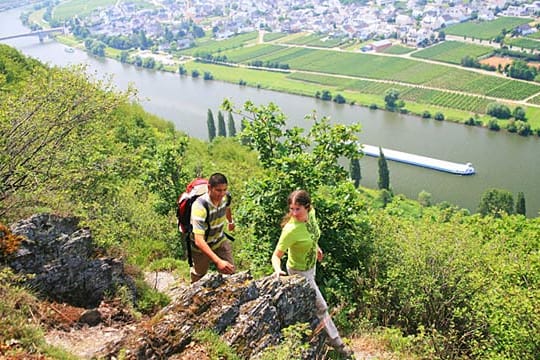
<box><xmin>216</xmin><ymin>258</ymin><xmax>235</xmax><ymax>274</ymax></box>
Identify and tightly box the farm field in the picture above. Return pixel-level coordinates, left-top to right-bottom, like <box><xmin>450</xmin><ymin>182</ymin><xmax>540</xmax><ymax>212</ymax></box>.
<box><xmin>382</xmin><ymin>45</ymin><xmax>415</xmax><ymax>55</ymax></box>
<box><xmin>411</xmin><ymin>41</ymin><xmax>494</xmax><ymax>64</ymax></box>
<box><xmin>178</xmin><ymin>31</ymin><xmax>259</xmax><ymax>56</ymax></box>
<box><xmin>53</xmin><ymin>0</ymin><xmax>149</xmax><ymax>20</ymax></box>
<box><xmin>505</xmin><ymin>37</ymin><xmax>540</xmax><ymax>50</ymax></box>
<box><xmin>221</xmin><ymin>44</ymin><xmax>540</xmax><ymax>100</ymax></box>
<box><xmin>445</xmin><ymin>16</ymin><xmax>532</xmax><ymax>40</ymax></box>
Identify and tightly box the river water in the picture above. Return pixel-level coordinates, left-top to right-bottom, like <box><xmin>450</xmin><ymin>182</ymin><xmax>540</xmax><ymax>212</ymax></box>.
<box><xmin>1</xmin><ymin>7</ymin><xmax>539</xmax><ymax>217</ymax></box>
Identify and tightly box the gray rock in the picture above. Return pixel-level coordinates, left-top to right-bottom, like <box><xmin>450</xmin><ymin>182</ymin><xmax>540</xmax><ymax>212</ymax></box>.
<box><xmin>98</xmin><ymin>272</ymin><xmax>326</xmax><ymax>359</ymax></box>
<box><xmin>8</xmin><ymin>213</ymin><xmax>135</xmax><ymax>308</ymax></box>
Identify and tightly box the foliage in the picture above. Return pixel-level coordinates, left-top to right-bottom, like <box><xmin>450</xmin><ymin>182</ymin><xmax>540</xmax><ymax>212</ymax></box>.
<box><xmin>515</xmin><ymin>191</ymin><xmax>526</xmax><ymax>216</ymax></box>
<box><xmin>364</xmin><ymin>210</ymin><xmax>540</xmax><ymax>359</ymax></box>
<box><xmin>217</xmin><ymin>110</ymin><xmax>226</xmax><ymax>137</ymax></box>
<box><xmin>0</xmin><ymin>222</ymin><xmax>23</xmax><ymax>258</ymax></box>
<box><xmin>207</xmin><ymin>108</ymin><xmax>216</xmax><ymax>141</ymax></box>
<box><xmin>192</xmin><ymin>330</ymin><xmax>241</xmax><ymax>360</ymax></box>
<box><xmin>223</xmin><ymin>100</ymin><xmax>367</xmax><ymax>284</ymax></box>
<box><xmin>258</xmin><ymin>323</ymin><xmax>313</xmax><ymax>360</ymax></box>
<box><xmin>478</xmin><ymin>188</ymin><xmax>514</xmax><ymax>217</ymax></box>
<box><xmin>350</xmin><ymin>158</ymin><xmax>361</xmax><ymax>188</ymax></box>
<box><xmin>0</xmin><ymin>62</ymin><xmax>129</xmax><ymax>217</ymax></box>
<box><xmin>227</xmin><ymin>111</ymin><xmax>237</xmax><ymax>137</ymax></box>
<box><xmin>384</xmin><ymin>88</ymin><xmax>400</xmax><ymax>110</ymax></box>
<box><xmin>487</xmin><ymin>102</ymin><xmax>511</xmax><ymax>119</ymax></box>
<box><xmin>0</xmin><ymin>268</ymin><xmax>44</xmax><ymax>354</ymax></box>
<box><xmin>377</xmin><ymin>148</ymin><xmax>390</xmax><ymax>190</ymax></box>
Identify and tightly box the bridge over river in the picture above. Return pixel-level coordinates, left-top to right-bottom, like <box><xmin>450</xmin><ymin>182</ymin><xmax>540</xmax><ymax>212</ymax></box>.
<box><xmin>0</xmin><ymin>27</ymin><xmax>64</xmax><ymax>42</ymax></box>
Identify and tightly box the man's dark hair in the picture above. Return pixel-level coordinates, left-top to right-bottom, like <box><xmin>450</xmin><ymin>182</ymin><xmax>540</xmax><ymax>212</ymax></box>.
<box><xmin>209</xmin><ymin>172</ymin><xmax>228</xmax><ymax>187</ymax></box>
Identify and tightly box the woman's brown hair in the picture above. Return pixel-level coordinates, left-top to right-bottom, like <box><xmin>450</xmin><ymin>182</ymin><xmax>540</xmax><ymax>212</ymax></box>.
<box><xmin>281</xmin><ymin>190</ymin><xmax>311</xmax><ymax>227</ymax></box>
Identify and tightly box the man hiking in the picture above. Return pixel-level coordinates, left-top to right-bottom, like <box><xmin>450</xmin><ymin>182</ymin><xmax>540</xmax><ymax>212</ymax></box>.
<box><xmin>190</xmin><ymin>172</ymin><xmax>235</xmax><ymax>283</ymax></box>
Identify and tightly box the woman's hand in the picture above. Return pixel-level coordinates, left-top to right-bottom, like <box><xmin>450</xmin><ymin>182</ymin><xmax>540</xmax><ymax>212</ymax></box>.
<box><xmin>317</xmin><ymin>247</ymin><xmax>324</xmax><ymax>262</ymax></box>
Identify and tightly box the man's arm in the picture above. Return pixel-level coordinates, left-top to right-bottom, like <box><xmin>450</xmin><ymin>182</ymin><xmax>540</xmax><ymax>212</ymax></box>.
<box><xmin>193</xmin><ymin>233</ymin><xmax>235</xmax><ymax>274</ymax></box>
<box><xmin>226</xmin><ymin>207</ymin><xmax>235</xmax><ymax>231</ymax></box>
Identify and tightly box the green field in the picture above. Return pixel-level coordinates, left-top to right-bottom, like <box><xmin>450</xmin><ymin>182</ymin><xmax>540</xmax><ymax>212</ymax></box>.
<box><xmin>279</xmin><ymin>33</ymin><xmax>349</xmax><ymax>48</ymax></box>
<box><xmin>382</xmin><ymin>45</ymin><xmax>415</xmax><ymax>55</ymax></box>
<box><xmin>445</xmin><ymin>17</ymin><xmax>532</xmax><ymax>40</ymax></box>
<box><xmin>263</xmin><ymin>32</ymin><xmax>288</xmax><ymax>42</ymax></box>
<box><xmin>53</xmin><ymin>0</ymin><xmax>151</xmax><ymax>20</ymax></box>
<box><xmin>411</xmin><ymin>41</ymin><xmax>493</xmax><ymax>64</ymax></box>
<box><xmin>288</xmin><ymin>72</ymin><xmax>492</xmax><ymax>113</ymax></box>
<box><xmin>506</xmin><ymin>37</ymin><xmax>540</xmax><ymax>50</ymax></box>
<box><xmin>179</xmin><ymin>32</ymin><xmax>259</xmax><ymax>56</ymax></box>
<box><xmin>224</xmin><ymin>44</ymin><xmax>540</xmax><ymax>100</ymax></box>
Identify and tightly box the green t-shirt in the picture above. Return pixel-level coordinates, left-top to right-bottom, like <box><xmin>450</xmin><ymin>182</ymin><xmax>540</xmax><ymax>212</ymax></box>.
<box><xmin>276</xmin><ymin>208</ymin><xmax>321</xmax><ymax>271</ymax></box>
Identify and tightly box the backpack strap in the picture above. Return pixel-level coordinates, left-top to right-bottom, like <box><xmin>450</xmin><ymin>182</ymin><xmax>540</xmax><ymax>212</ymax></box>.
<box><xmin>186</xmin><ymin>198</ymin><xmax>211</xmax><ymax>268</ymax></box>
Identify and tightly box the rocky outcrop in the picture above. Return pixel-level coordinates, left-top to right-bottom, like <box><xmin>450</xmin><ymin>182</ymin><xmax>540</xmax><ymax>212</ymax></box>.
<box><xmin>99</xmin><ymin>271</ymin><xmax>327</xmax><ymax>359</ymax></box>
<box><xmin>8</xmin><ymin>213</ymin><xmax>135</xmax><ymax>308</ymax></box>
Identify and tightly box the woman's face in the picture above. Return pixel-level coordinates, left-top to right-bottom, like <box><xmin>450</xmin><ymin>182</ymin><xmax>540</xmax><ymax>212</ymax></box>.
<box><xmin>289</xmin><ymin>203</ymin><xmax>309</xmax><ymax>222</ymax></box>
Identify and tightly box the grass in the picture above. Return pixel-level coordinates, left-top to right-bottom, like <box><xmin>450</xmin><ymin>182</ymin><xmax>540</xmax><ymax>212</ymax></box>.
<box><xmin>411</xmin><ymin>41</ymin><xmax>493</xmax><ymax>64</ymax></box>
<box><xmin>445</xmin><ymin>17</ymin><xmax>532</xmax><ymax>40</ymax></box>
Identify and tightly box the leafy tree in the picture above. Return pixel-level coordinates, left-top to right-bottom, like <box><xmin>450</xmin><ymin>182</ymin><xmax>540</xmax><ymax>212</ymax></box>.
<box><xmin>320</xmin><ymin>90</ymin><xmax>332</xmax><ymax>101</ymax></box>
<box><xmin>487</xmin><ymin>103</ymin><xmax>511</xmax><ymax>119</ymax></box>
<box><xmin>513</xmin><ymin>106</ymin><xmax>526</xmax><ymax>121</ymax></box>
<box><xmin>227</xmin><ymin>112</ymin><xmax>236</xmax><ymax>137</ymax></box>
<box><xmin>515</xmin><ymin>191</ymin><xmax>526</xmax><ymax>215</ymax></box>
<box><xmin>119</xmin><ymin>51</ymin><xmax>129</xmax><ymax>63</ymax></box>
<box><xmin>418</xmin><ymin>190</ymin><xmax>432</xmax><ymax>207</ymax></box>
<box><xmin>145</xmin><ymin>137</ymin><xmax>190</xmax><ymax>215</ymax></box>
<box><xmin>350</xmin><ymin>158</ymin><xmax>361</xmax><ymax>187</ymax></box>
<box><xmin>434</xmin><ymin>112</ymin><xmax>445</xmax><ymax>121</ymax></box>
<box><xmin>0</xmin><ymin>64</ymin><xmax>129</xmax><ymax>216</ymax></box>
<box><xmin>217</xmin><ymin>110</ymin><xmax>226</xmax><ymax>137</ymax></box>
<box><xmin>207</xmin><ymin>108</ymin><xmax>216</xmax><ymax>141</ymax></box>
<box><xmin>487</xmin><ymin>119</ymin><xmax>500</xmax><ymax>131</ymax></box>
<box><xmin>223</xmin><ymin>100</ymin><xmax>365</xmax><ymax>276</ymax></box>
<box><xmin>377</xmin><ymin>147</ymin><xmax>390</xmax><ymax>190</ymax></box>
<box><xmin>178</xmin><ymin>65</ymin><xmax>187</xmax><ymax>75</ymax></box>
<box><xmin>333</xmin><ymin>93</ymin><xmax>346</xmax><ymax>104</ymax></box>
<box><xmin>203</xmin><ymin>71</ymin><xmax>214</xmax><ymax>80</ymax></box>
<box><xmin>478</xmin><ymin>188</ymin><xmax>514</xmax><ymax>217</ymax></box>
<box><xmin>384</xmin><ymin>88</ymin><xmax>400</xmax><ymax>110</ymax></box>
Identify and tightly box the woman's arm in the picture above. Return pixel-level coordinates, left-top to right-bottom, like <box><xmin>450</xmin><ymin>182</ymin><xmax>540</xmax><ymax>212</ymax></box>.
<box><xmin>271</xmin><ymin>249</ymin><xmax>287</xmax><ymax>276</ymax></box>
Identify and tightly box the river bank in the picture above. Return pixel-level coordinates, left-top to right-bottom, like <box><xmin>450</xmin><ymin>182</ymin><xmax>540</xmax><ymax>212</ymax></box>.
<box><xmin>51</xmin><ymin>31</ymin><xmax>540</xmax><ymax>137</ymax></box>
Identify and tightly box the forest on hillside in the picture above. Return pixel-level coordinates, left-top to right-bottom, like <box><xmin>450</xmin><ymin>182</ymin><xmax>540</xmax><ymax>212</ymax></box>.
<box><xmin>0</xmin><ymin>44</ymin><xmax>538</xmax><ymax>359</ymax></box>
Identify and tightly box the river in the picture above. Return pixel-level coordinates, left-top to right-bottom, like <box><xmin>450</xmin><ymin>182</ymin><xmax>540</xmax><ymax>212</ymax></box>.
<box><xmin>1</xmin><ymin>7</ymin><xmax>539</xmax><ymax>217</ymax></box>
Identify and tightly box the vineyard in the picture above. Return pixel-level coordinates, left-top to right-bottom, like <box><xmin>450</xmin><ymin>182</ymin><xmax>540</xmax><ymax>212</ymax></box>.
<box><xmin>221</xmin><ymin>44</ymin><xmax>540</xmax><ymax>101</ymax></box>
<box><xmin>221</xmin><ymin>44</ymin><xmax>284</xmax><ymax>63</ymax></box>
<box><xmin>287</xmin><ymin>72</ymin><xmax>493</xmax><ymax>113</ymax></box>
<box><xmin>411</xmin><ymin>41</ymin><xmax>493</xmax><ymax>64</ymax></box>
<box><xmin>178</xmin><ymin>31</ymin><xmax>258</xmax><ymax>56</ymax></box>
<box><xmin>263</xmin><ymin>32</ymin><xmax>288</xmax><ymax>42</ymax></box>
<box><xmin>278</xmin><ymin>33</ymin><xmax>349</xmax><ymax>48</ymax></box>
<box><xmin>445</xmin><ymin>16</ymin><xmax>531</xmax><ymax>40</ymax></box>
<box><xmin>505</xmin><ymin>37</ymin><xmax>540</xmax><ymax>51</ymax></box>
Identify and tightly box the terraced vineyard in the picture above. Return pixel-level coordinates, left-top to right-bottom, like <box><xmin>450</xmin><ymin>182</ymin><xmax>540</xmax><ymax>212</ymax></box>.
<box><xmin>288</xmin><ymin>72</ymin><xmax>493</xmax><ymax>113</ymax></box>
<box><xmin>411</xmin><ymin>41</ymin><xmax>493</xmax><ymax>64</ymax></box>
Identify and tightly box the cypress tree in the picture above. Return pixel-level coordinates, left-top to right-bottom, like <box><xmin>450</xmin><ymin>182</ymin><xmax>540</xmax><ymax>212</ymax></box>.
<box><xmin>207</xmin><ymin>108</ymin><xmax>216</xmax><ymax>141</ymax></box>
<box><xmin>217</xmin><ymin>110</ymin><xmax>226</xmax><ymax>137</ymax></box>
<box><xmin>350</xmin><ymin>158</ymin><xmax>361</xmax><ymax>188</ymax></box>
<box><xmin>378</xmin><ymin>147</ymin><xmax>390</xmax><ymax>190</ymax></box>
<box><xmin>516</xmin><ymin>191</ymin><xmax>526</xmax><ymax>215</ymax></box>
<box><xmin>227</xmin><ymin>111</ymin><xmax>237</xmax><ymax>137</ymax></box>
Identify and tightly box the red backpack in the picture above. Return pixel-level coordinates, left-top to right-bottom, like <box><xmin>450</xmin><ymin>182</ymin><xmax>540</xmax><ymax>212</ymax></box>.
<box><xmin>176</xmin><ymin>178</ymin><xmax>209</xmax><ymax>234</ymax></box>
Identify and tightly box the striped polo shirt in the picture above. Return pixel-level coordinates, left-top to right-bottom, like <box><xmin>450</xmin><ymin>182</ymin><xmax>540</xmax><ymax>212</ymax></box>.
<box><xmin>191</xmin><ymin>192</ymin><xmax>230</xmax><ymax>250</ymax></box>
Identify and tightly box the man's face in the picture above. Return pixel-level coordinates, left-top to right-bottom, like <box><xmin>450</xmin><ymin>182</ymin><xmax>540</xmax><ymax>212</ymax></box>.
<box><xmin>208</xmin><ymin>183</ymin><xmax>228</xmax><ymax>203</ymax></box>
